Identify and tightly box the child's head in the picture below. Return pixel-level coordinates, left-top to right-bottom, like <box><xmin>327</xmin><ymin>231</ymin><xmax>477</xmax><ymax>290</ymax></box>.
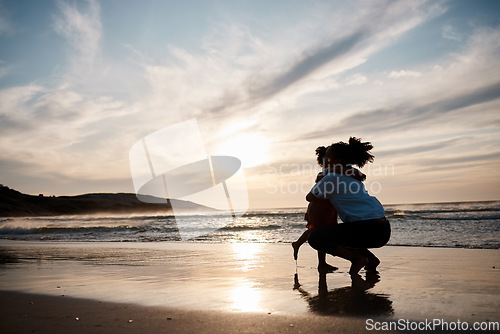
<box><xmin>315</xmin><ymin>146</ymin><xmax>329</xmax><ymax>167</ymax></box>
<box><xmin>326</xmin><ymin>137</ymin><xmax>374</xmax><ymax>168</ymax></box>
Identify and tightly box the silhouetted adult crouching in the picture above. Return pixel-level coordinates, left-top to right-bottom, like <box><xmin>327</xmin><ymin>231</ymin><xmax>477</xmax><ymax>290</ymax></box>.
<box><xmin>306</xmin><ymin>137</ymin><xmax>390</xmax><ymax>275</ymax></box>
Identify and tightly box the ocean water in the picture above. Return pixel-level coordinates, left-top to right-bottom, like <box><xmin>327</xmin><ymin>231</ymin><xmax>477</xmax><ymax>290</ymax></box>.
<box><xmin>0</xmin><ymin>201</ymin><xmax>499</xmax><ymax>249</ymax></box>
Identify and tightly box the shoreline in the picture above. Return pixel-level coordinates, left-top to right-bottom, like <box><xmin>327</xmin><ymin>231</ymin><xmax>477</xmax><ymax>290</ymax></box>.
<box><xmin>0</xmin><ymin>238</ymin><xmax>498</xmax><ymax>250</ymax></box>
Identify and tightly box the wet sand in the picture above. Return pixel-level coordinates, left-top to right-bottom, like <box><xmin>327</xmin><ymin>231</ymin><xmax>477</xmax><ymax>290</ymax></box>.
<box><xmin>0</xmin><ymin>290</ymin><xmax>381</xmax><ymax>334</ymax></box>
<box><xmin>0</xmin><ymin>241</ymin><xmax>499</xmax><ymax>333</ymax></box>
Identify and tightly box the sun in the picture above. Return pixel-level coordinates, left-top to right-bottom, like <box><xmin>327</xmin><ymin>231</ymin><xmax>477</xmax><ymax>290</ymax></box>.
<box><xmin>214</xmin><ymin>133</ymin><xmax>269</xmax><ymax>168</ymax></box>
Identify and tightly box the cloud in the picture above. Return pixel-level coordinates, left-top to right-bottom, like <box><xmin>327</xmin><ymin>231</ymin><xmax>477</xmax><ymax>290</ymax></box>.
<box><xmin>375</xmin><ymin>137</ymin><xmax>471</xmax><ymax>157</ymax></box>
<box><xmin>0</xmin><ymin>82</ymin><xmax>135</xmax><ymax>181</ymax></box>
<box><xmin>5</xmin><ymin>0</ymin><xmax>498</xmax><ymax>205</ymax></box>
<box><xmin>252</xmin><ymin>29</ymin><xmax>370</xmax><ymax>100</ymax></box>
<box><xmin>0</xmin><ymin>85</ymin><xmax>45</xmax><ymax>133</ymax></box>
<box><xmin>4</xmin><ymin>0</ymin><xmax>443</xmax><ymax>193</ymax></box>
<box><xmin>388</xmin><ymin>70</ymin><xmax>422</xmax><ymax>78</ymax></box>
<box><xmin>300</xmin><ymin>27</ymin><xmax>500</xmax><ymax>140</ymax></box>
<box><xmin>420</xmin><ymin>151</ymin><xmax>500</xmax><ymax>168</ymax></box>
<box><xmin>302</xmin><ymin>80</ymin><xmax>500</xmax><ymax>141</ymax></box>
<box><xmin>346</xmin><ymin>73</ymin><xmax>368</xmax><ymax>86</ymax></box>
<box><xmin>0</xmin><ymin>64</ymin><xmax>10</xmax><ymax>79</ymax></box>
<box><xmin>53</xmin><ymin>0</ymin><xmax>102</xmax><ymax>69</ymax></box>
<box><xmin>442</xmin><ymin>24</ymin><xmax>463</xmax><ymax>42</ymax></box>
<box><xmin>140</xmin><ymin>0</ymin><xmax>445</xmax><ymax>129</ymax></box>
<box><xmin>0</xmin><ymin>2</ymin><xmax>14</xmax><ymax>36</ymax></box>
<box><xmin>50</xmin><ymin>1</ymin><xmax>137</xmax><ymax>101</ymax></box>
<box><xmin>244</xmin><ymin>1</ymin><xmax>441</xmax><ymax>105</ymax></box>
<box><xmin>411</xmin><ymin>145</ymin><xmax>500</xmax><ymax>177</ymax></box>
<box><xmin>126</xmin><ymin>1</ymin><xmax>450</xmax><ymax>192</ymax></box>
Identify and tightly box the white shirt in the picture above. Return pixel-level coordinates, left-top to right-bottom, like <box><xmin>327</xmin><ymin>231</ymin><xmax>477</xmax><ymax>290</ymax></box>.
<box><xmin>311</xmin><ymin>172</ymin><xmax>385</xmax><ymax>223</ymax></box>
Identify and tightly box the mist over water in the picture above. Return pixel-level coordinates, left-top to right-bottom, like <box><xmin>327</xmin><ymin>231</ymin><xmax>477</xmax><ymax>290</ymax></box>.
<box><xmin>0</xmin><ymin>201</ymin><xmax>498</xmax><ymax>249</ymax></box>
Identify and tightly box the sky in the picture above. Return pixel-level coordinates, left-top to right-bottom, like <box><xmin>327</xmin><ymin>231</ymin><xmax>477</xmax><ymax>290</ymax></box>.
<box><xmin>0</xmin><ymin>0</ymin><xmax>499</xmax><ymax>209</ymax></box>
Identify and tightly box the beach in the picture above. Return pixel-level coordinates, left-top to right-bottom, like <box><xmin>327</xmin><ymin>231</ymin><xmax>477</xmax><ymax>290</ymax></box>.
<box><xmin>0</xmin><ymin>291</ymin><xmax>378</xmax><ymax>334</ymax></box>
<box><xmin>0</xmin><ymin>241</ymin><xmax>499</xmax><ymax>333</ymax></box>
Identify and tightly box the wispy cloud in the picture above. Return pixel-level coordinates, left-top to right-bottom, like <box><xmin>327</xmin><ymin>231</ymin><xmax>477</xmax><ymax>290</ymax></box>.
<box><xmin>140</xmin><ymin>0</ymin><xmax>445</xmax><ymax>131</ymax></box>
<box><xmin>0</xmin><ymin>64</ymin><xmax>10</xmax><ymax>80</ymax></box>
<box><xmin>1</xmin><ymin>0</ymin><xmax>498</xmax><ymax>204</ymax></box>
<box><xmin>53</xmin><ymin>0</ymin><xmax>101</xmax><ymax>70</ymax></box>
<box><xmin>375</xmin><ymin>137</ymin><xmax>472</xmax><ymax>157</ymax></box>
<box><xmin>251</xmin><ymin>29</ymin><xmax>370</xmax><ymax>100</ymax></box>
<box><xmin>0</xmin><ymin>0</ymin><xmax>119</xmax><ymax>181</ymax></box>
<box><xmin>418</xmin><ymin>151</ymin><xmax>500</xmax><ymax>170</ymax></box>
<box><xmin>0</xmin><ymin>1</ymin><xmax>14</xmax><ymax>36</ymax></box>
<box><xmin>442</xmin><ymin>24</ymin><xmax>463</xmax><ymax>42</ymax></box>
<box><xmin>0</xmin><ymin>85</ymin><xmax>45</xmax><ymax>133</ymax></box>
<box><xmin>328</xmin><ymin>80</ymin><xmax>500</xmax><ymax>136</ymax></box>
<box><xmin>388</xmin><ymin>70</ymin><xmax>422</xmax><ymax>78</ymax></box>
<box><xmin>243</xmin><ymin>1</ymin><xmax>443</xmax><ymax>102</ymax></box>
<box><xmin>300</xmin><ymin>27</ymin><xmax>500</xmax><ymax>140</ymax></box>
<box><xmin>346</xmin><ymin>73</ymin><xmax>368</xmax><ymax>86</ymax></box>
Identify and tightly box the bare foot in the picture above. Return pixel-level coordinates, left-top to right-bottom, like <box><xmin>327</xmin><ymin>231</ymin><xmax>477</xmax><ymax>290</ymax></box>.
<box><xmin>364</xmin><ymin>257</ymin><xmax>380</xmax><ymax>272</ymax></box>
<box><xmin>350</xmin><ymin>273</ymin><xmax>370</xmax><ymax>290</ymax></box>
<box><xmin>318</xmin><ymin>263</ymin><xmax>338</xmax><ymax>273</ymax></box>
<box><xmin>365</xmin><ymin>271</ymin><xmax>380</xmax><ymax>287</ymax></box>
<box><xmin>292</xmin><ymin>242</ymin><xmax>300</xmax><ymax>260</ymax></box>
<box><xmin>349</xmin><ymin>256</ymin><xmax>369</xmax><ymax>275</ymax></box>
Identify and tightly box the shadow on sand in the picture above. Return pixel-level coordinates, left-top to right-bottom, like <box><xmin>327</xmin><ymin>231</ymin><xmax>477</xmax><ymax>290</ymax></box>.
<box><xmin>294</xmin><ymin>271</ymin><xmax>393</xmax><ymax>317</ymax></box>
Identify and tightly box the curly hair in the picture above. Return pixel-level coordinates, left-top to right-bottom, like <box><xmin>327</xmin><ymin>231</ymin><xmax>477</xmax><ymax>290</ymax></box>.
<box><xmin>315</xmin><ymin>146</ymin><xmax>329</xmax><ymax>167</ymax></box>
<box><xmin>328</xmin><ymin>137</ymin><xmax>374</xmax><ymax>168</ymax></box>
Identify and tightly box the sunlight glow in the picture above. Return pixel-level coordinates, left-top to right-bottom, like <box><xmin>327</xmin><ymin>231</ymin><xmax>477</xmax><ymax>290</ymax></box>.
<box><xmin>214</xmin><ymin>133</ymin><xmax>269</xmax><ymax>168</ymax></box>
<box><xmin>231</xmin><ymin>243</ymin><xmax>263</xmax><ymax>272</ymax></box>
<box><xmin>230</xmin><ymin>243</ymin><xmax>263</xmax><ymax>311</ymax></box>
<box><xmin>230</xmin><ymin>281</ymin><xmax>262</xmax><ymax>312</ymax></box>
<box><xmin>231</xmin><ymin>243</ymin><xmax>262</xmax><ymax>260</ymax></box>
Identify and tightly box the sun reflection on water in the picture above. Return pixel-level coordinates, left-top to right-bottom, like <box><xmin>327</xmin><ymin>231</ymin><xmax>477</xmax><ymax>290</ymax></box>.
<box><xmin>230</xmin><ymin>281</ymin><xmax>262</xmax><ymax>312</ymax></box>
<box><xmin>229</xmin><ymin>243</ymin><xmax>263</xmax><ymax>311</ymax></box>
<box><xmin>231</xmin><ymin>242</ymin><xmax>262</xmax><ymax>260</ymax></box>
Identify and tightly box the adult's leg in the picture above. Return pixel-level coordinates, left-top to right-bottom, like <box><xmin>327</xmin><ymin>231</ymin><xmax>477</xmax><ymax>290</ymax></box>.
<box><xmin>334</xmin><ymin>221</ymin><xmax>391</xmax><ymax>249</ymax></box>
<box><xmin>334</xmin><ymin>246</ymin><xmax>368</xmax><ymax>275</ymax></box>
<box><xmin>308</xmin><ymin>226</ymin><xmax>367</xmax><ymax>275</ymax></box>
<box><xmin>308</xmin><ymin>222</ymin><xmax>390</xmax><ymax>274</ymax></box>
<box><xmin>355</xmin><ymin>249</ymin><xmax>380</xmax><ymax>271</ymax></box>
<box><xmin>317</xmin><ymin>251</ymin><xmax>338</xmax><ymax>272</ymax></box>
<box><xmin>334</xmin><ymin>222</ymin><xmax>388</xmax><ymax>272</ymax></box>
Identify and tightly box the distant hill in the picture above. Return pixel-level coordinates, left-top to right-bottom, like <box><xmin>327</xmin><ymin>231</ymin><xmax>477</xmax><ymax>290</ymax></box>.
<box><xmin>0</xmin><ymin>186</ymin><xmax>210</xmax><ymax>217</ymax></box>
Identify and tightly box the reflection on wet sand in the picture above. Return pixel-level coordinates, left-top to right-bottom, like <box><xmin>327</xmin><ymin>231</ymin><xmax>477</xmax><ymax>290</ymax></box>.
<box><xmin>294</xmin><ymin>272</ymin><xmax>393</xmax><ymax>317</ymax></box>
<box><xmin>230</xmin><ymin>281</ymin><xmax>262</xmax><ymax>312</ymax></box>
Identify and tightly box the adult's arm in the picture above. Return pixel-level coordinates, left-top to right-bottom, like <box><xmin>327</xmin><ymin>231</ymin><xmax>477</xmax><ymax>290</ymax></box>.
<box><xmin>306</xmin><ymin>191</ymin><xmax>318</xmax><ymax>202</ymax></box>
<box><xmin>308</xmin><ymin>173</ymin><xmax>334</xmax><ymax>202</ymax></box>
